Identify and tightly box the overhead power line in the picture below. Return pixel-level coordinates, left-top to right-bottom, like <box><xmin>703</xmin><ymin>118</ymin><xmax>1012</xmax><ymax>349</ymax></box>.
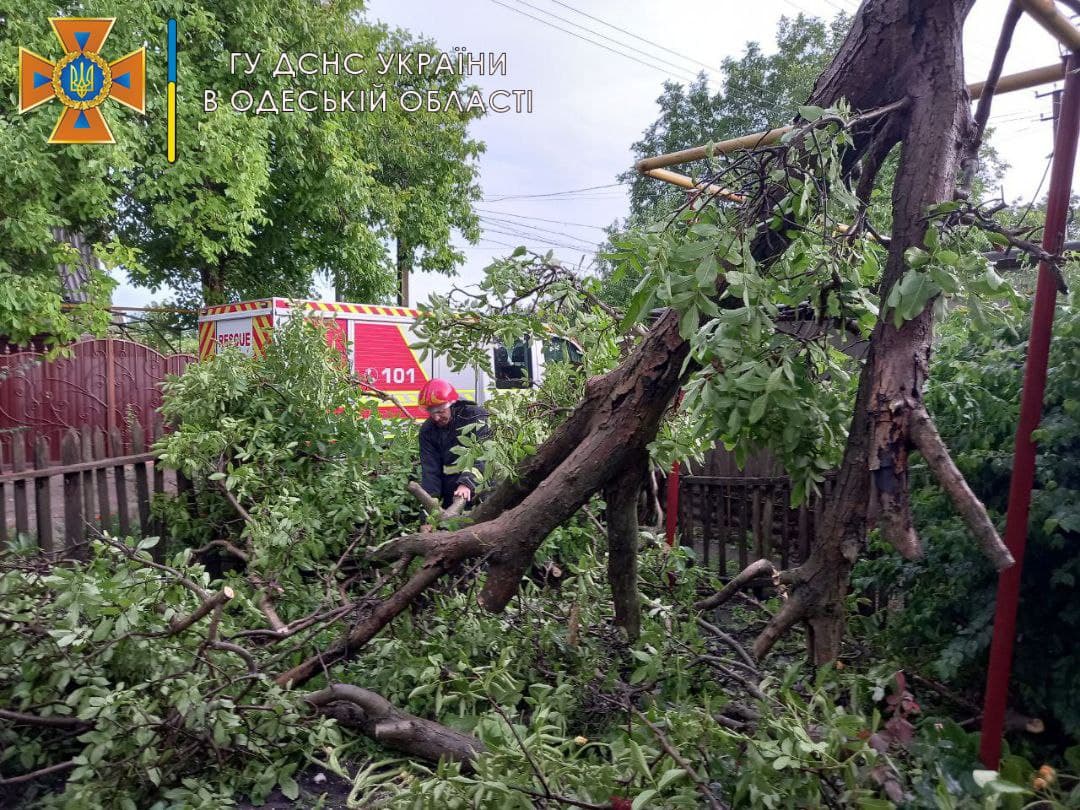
<box><xmin>510</xmin><ymin>0</ymin><xmax>709</xmax><ymax>81</ymax></box>
<box><xmin>479</xmin><ymin>214</ymin><xmax>601</xmax><ymax>247</ymax></box>
<box><xmin>486</xmin><ymin>0</ymin><xmax>699</xmax><ymax>82</ymax></box>
<box><xmin>481</xmin><ymin>220</ymin><xmax>593</xmax><ymax>245</ymax></box>
<box><xmin>475</xmin><ymin>207</ymin><xmax>609</xmax><ymax>230</ymax></box>
<box><xmin>543</xmin><ymin>0</ymin><xmax>720</xmax><ymax>74</ymax></box>
<box><xmin>535</xmin><ymin>0</ymin><xmax>799</xmax><ymax>121</ymax></box>
<box><xmin>483</xmin><ymin>182</ymin><xmax>626</xmax><ymax>202</ymax></box>
<box><xmin>528</xmin><ymin>0</ymin><xmax>791</xmax><ymax>119</ymax></box>
<box><xmin>481</xmin><ymin>224</ymin><xmax>598</xmax><ymax>252</ymax></box>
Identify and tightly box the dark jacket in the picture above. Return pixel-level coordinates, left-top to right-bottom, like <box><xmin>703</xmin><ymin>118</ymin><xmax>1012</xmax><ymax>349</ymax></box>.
<box><xmin>419</xmin><ymin>400</ymin><xmax>491</xmax><ymax>507</ymax></box>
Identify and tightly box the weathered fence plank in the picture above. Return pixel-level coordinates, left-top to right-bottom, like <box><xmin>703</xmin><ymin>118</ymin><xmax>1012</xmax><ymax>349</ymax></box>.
<box><xmin>132</xmin><ymin>421</ymin><xmax>151</xmax><ymax>537</ymax></box>
<box><xmin>81</xmin><ymin>430</ymin><xmax>95</xmax><ymax>534</ymax></box>
<box><xmin>61</xmin><ymin>430</ymin><xmax>84</xmax><ymax>556</ymax></box>
<box><xmin>13</xmin><ymin>440</ymin><xmax>29</xmax><ymax>538</ymax></box>
<box><xmin>151</xmin><ymin>422</ymin><xmax>166</xmax><ymax>561</ymax></box>
<box><xmin>110</xmin><ymin>430</ymin><xmax>131</xmax><ymax>536</ymax></box>
<box><xmin>34</xmin><ymin>437</ymin><xmax>53</xmax><ymax>553</ymax></box>
<box><xmin>677</xmin><ymin>474</ymin><xmax>832</xmax><ymax>574</ymax></box>
<box><xmin>94</xmin><ymin>430</ymin><xmax>111</xmax><ymax>530</ymax></box>
<box><xmin>0</xmin><ymin>426</ymin><xmax>178</xmax><ymax>555</ymax></box>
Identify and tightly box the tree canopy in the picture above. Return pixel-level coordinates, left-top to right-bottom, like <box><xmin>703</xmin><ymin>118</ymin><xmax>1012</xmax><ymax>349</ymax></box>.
<box><xmin>0</xmin><ymin>0</ymin><xmax>484</xmax><ymax>346</ymax></box>
<box><xmin>595</xmin><ymin>12</ymin><xmax>848</xmax><ymax>308</ymax></box>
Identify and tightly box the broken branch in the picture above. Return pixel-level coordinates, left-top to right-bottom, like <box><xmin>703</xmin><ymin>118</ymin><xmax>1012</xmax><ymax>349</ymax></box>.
<box><xmin>694</xmin><ymin>559</ymin><xmax>782</xmax><ymax>611</ymax></box>
<box><xmin>167</xmin><ymin>587</ymin><xmax>235</xmax><ymax>635</ymax></box>
<box><xmin>909</xmin><ymin>406</ymin><xmax>1014</xmax><ymax>570</ymax></box>
<box><xmin>304</xmin><ymin>684</ymin><xmax>485</xmax><ymax>764</ymax></box>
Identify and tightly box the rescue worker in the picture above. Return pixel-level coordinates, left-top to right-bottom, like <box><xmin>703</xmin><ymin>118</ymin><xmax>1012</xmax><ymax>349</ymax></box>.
<box><xmin>417</xmin><ymin>378</ymin><xmax>491</xmax><ymax>511</ymax></box>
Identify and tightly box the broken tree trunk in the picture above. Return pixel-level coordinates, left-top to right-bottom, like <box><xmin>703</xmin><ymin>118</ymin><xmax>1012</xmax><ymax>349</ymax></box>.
<box><xmin>606</xmin><ymin>454</ymin><xmax>647</xmax><ymax>641</ymax></box>
<box><xmin>277</xmin><ymin>312</ymin><xmax>688</xmax><ymax>687</ymax></box>
<box><xmin>281</xmin><ymin>0</ymin><xmax>1013</xmax><ymax>686</ymax></box>
<box><xmin>751</xmin><ymin>0</ymin><xmax>1014</xmax><ymax>663</ymax></box>
<box><xmin>305</xmin><ymin>684</ymin><xmax>485</xmax><ymax>765</ymax></box>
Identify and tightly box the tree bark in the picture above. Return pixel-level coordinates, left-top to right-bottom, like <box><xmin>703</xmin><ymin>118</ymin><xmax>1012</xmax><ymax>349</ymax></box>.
<box><xmin>305</xmin><ymin>684</ymin><xmax>485</xmax><ymax>765</ymax></box>
<box><xmin>753</xmin><ymin>0</ymin><xmax>983</xmax><ymax>663</ymax></box>
<box><xmin>397</xmin><ymin>236</ymin><xmax>412</xmax><ymax>307</ymax></box>
<box><xmin>606</xmin><ymin>455</ymin><xmax>646</xmax><ymax>641</ymax></box>
<box><xmin>199</xmin><ymin>263</ymin><xmax>226</xmax><ymax>306</ymax></box>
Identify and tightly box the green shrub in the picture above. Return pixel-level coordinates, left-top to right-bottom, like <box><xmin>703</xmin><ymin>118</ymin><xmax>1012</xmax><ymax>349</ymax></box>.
<box><xmin>854</xmin><ymin>291</ymin><xmax>1080</xmax><ymax>738</ymax></box>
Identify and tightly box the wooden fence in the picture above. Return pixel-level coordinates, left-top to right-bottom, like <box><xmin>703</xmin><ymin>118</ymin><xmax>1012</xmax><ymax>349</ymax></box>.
<box><xmin>0</xmin><ymin>338</ymin><xmax>194</xmax><ymax>462</ymax></box>
<box><xmin>0</xmin><ymin>420</ymin><xmax>186</xmax><ymax>558</ymax></box>
<box><xmin>677</xmin><ymin>470</ymin><xmax>832</xmax><ymax>575</ymax></box>
<box><xmin>678</xmin><ymin>447</ymin><xmax>829</xmax><ymax>574</ymax></box>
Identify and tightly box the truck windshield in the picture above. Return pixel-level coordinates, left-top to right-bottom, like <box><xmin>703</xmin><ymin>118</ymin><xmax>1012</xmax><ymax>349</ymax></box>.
<box><xmin>542</xmin><ymin>336</ymin><xmax>583</xmax><ymax>366</ymax></box>
<box><xmin>493</xmin><ymin>340</ymin><xmax>533</xmax><ymax>389</ymax></box>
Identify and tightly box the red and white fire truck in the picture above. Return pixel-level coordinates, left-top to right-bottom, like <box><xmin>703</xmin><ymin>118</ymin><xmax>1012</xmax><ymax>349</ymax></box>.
<box><xmin>196</xmin><ymin>298</ymin><xmax>581</xmax><ymax>419</ymax></box>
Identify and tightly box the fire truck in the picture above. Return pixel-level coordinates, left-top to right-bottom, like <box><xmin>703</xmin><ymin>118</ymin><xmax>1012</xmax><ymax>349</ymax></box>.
<box><xmin>196</xmin><ymin>298</ymin><xmax>581</xmax><ymax>419</ymax></box>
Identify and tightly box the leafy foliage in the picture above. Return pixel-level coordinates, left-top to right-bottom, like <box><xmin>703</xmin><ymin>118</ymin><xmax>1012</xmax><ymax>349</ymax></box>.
<box><xmin>0</xmin><ymin>541</ymin><xmax>342</xmax><ymax>808</ymax></box>
<box><xmin>0</xmin><ymin>0</ymin><xmax>483</xmax><ymax>341</ymax></box>
<box><xmin>597</xmin><ymin>12</ymin><xmax>849</xmax><ymax>309</ymax></box>
<box><xmin>3</xmin><ymin>296</ymin><xmax>1079</xmax><ymax>807</ymax></box>
<box><xmin>156</xmin><ymin>317</ymin><xmax>418</xmax><ymax>576</ymax></box>
<box><xmin>855</xmin><ymin>283</ymin><xmax>1080</xmax><ymax>737</ymax></box>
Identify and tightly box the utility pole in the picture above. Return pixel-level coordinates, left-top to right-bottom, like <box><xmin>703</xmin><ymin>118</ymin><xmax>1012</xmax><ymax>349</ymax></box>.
<box><xmin>980</xmin><ymin>57</ymin><xmax>1080</xmax><ymax>770</ymax></box>
<box><xmin>396</xmin><ymin>237</ymin><xmax>411</xmax><ymax>308</ymax></box>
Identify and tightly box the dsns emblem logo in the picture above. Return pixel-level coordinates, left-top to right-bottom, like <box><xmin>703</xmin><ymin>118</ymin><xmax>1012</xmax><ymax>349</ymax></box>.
<box><xmin>19</xmin><ymin>18</ymin><xmax>145</xmax><ymax>144</ymax></box>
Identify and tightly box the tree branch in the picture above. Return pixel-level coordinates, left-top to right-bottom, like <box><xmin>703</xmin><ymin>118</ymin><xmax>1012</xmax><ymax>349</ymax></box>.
<box><xmin>629</xmin><ymin>706</ymin><xmax>728</xmax><ymax>810</ymax></box>
<box><xmin>255</xmin><ymin>590</ymin><xmax>289</xmax><ymax>635</ymax></box>
<box><xmin>694</xmin><ymin>559</ymin><xmax>783</xmax><ymax>611</ymax></box>
<box><xmin>0</xmin><ymin>759</ymin><xmax>78</xmax><ymax>786</ymax></box>
<box><xmin>958</xmin><ymin>3</ymin><xmax>1022</xmax><ymax>198</ymax></box>
<box><xmin>695</xmin><ymin>617</ymin><xmax>759</xmax><ymax>672</ymax></box>
<box><xmin>0</xmin><ymin>708</ymin><xmax>89</xmax><ymax>729</ymax></box>
<box><xmin>167</xmin><ymin>587</ymin><xmax>235</xmax><ymax>635</ymax></box>
<box><xmin>192</xmin><ymin>539</ymin><xmax>250</xmax><ymax>564</ymax></box>
<box><xmin>909</xmin><ymin>406</ymin><xmax>1014</xmax><ymax>570</ymax></box>
<box><xmin>304</xmin><ymin>684</ymin><xmax>485</xmax><ymax>764</ymax></box>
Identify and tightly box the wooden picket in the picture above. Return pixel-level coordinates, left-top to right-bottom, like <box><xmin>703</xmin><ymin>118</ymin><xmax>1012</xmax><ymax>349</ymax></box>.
<box><xmin>677</xmin><ymin>474</ymin><xmax>834</xmax><ymax>574</ymax></box>
<box><xmin>34</xmin><ymin>437</ymin><xmax>53</xmax><ymax>553</ymax></box>
<box><xmin>0</xmin><ymin>419</ymin><xmax>173</xmax><ymax>556</ymax></box>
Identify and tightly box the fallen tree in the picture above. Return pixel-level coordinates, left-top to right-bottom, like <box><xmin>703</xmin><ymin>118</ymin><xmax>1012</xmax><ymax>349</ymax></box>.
<box><xmin>277</xmin><ymin>0</ymin><xmax>1029</xmax><ymax>684</ymax></box>
<box><xmin>5</xmin><ymin>2</ymin><xmax>1069</xmax><ymax>801</ymax></box>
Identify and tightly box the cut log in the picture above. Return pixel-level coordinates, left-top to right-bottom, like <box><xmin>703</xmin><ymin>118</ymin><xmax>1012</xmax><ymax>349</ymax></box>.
<box><xmin>305</xmin><ymin>684</ymin><xmax>485</xmax><ymax>765</ymax></box>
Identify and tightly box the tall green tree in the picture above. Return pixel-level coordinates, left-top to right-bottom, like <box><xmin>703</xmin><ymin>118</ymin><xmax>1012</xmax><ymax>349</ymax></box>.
<box><xmin>621</xmin><ymin>13</ymin><xmax>849</xmax><ymax>221</ymax></box>
<box><xmin>596</xmin><ymin>13</ymin><xmax>848</xmax><ymax>307</ymax></box>
<box><xmin>0</xmin><ymin>0</ymin><xmax>483</xmax><ymax>346</ymax></box>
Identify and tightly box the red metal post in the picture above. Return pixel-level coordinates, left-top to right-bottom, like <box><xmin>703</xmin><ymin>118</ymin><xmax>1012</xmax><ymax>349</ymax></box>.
<box><xmin>979</xmin><ymin>55</ymin><xmax>1080</xmax><ymax>769</ymax></box>
<box><xmin>665</xmin><ymin>460</ymin><xmax>680</xmax><ymax>547</ymax></box>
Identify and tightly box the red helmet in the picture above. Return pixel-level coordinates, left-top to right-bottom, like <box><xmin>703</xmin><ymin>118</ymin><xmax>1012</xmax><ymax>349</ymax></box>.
<box><xmin>418</xmin><ymin>378</ymin><xmax>459</xmax><ymax>408</ymax></box>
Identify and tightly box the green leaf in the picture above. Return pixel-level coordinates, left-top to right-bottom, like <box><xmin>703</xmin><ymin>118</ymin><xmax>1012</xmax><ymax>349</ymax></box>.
<box><xmin>696</xmin><ymin>254</ymin><xmax>719</xmax><ymax>286</ymax></box>
<box><xmin>766</xmin><ymin>366</ymin><xmax>784</xmax><ymax>393</ymax></box>
<box><xmin>629</xmin><ymin>739</ymin><xmax>652</xmax><ymax>779</ymax></box>
<box><xmin>748</xmin><ymin>393</ymin><xmax>768</xmax><ymax>425</ymax></box>
<box><xmin>279</xmin><ymin>775</ymin><xmax>300</xmax><ymax>800</ymax></box>
<box><xmin>632</xmin><ymin>789</ymin><xmax>658</xmax><ymax>810</ymax></box>
<box><xmin>657</xmin><ymin>768</ymin><xmax>687</xmax><ymax>790</ymax></box>
<box><xmin>679</xmin><ymin>307</ymin><xmax>699</xmax><ymax>337</ymax></box>
<box><xmin>621</xmin><ymin>284</ymin><xmax>656</xmax><ymax>331</ymax></box>
<box><xmin>798</xmin><ymin>105</ymin><xmax>825</xmax><ymax>121</ymax></box>
<box><xmin>904</xmin><ymin>247</ymin><xmax>930</xmax><ymax>269</ymax></box>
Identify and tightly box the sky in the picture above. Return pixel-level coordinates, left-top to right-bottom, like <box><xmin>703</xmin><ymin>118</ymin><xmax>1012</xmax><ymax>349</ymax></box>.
<box><xmin>111</xmin><ymin>0</ymin><xmax>1078</xmax><ymax>309</ymax></box>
